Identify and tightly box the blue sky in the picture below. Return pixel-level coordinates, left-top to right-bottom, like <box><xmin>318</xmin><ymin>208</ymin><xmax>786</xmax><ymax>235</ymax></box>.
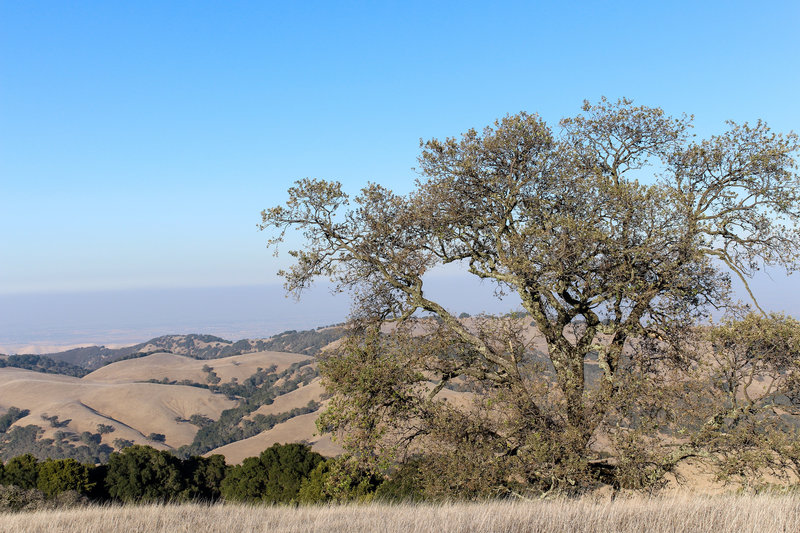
<box><xmin>1</xmin><ymin>1</ymin><xmax>799</xmax><ymax>346</ymax></box>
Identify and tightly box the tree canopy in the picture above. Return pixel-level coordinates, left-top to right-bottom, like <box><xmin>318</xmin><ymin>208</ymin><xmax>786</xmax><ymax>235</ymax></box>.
<box><xmin>220</xmin><ymin>443</ymin><xmax>323</xmax><ymax>503</ymax></box>
<box><xmin>261</xmin><ymin>98</ymin><xmax>800</xmax><ymax>494</ymax></box>
<box><xmin>36</xmin><ymin>458</ymin><xmax>93</xmax><ymax>498</ymax></box>
<box><xmin>2</xmin><ymin>454</ymin><xmax>38</xmax><ymax>490</ymax></box>
<box><xmin>105</xmin><ymin>445</ymin><xmax>185</xmax><ymax>502</ymax></box>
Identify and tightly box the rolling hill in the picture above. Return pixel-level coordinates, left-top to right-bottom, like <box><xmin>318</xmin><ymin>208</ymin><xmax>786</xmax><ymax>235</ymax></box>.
<box><xmin>0</xmin><ymin>349</ymin><xmax>342</xmax><ymax>463</ymax></box>
<box><xmin>17</xmin><ymin>327</ymin><xmax>346</xmax><ymax>370</ymax></box>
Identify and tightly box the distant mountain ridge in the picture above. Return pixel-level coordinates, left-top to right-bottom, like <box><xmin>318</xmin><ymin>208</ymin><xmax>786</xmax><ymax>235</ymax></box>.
<box><xmin>9</xmin><ymin>327</ymin><xmax>346</xmax><ymax>371</ymax></box>
<box><xmin>0</xmin><ymin>354</ymin><xmax>89</xmax><ymax>377</ymax></box>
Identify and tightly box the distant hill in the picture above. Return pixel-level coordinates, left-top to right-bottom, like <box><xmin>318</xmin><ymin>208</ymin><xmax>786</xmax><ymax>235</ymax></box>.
<box><xmin>0</xmin><ymin>324</ymin><xmax>348</xmax><ymax>464</ymax></box>
<box><xmin>36</xmin><ymin>327</ymin><xmax>346</xmax><ymax>371</ymax></box>
<box><xmin>255</xmin><ymin>326</ymin><xmax>346</xmax><ymax>356</ymax></box>
<box><xmin>0</xmin><ymin>354</ymin><xmax>89</xmax><ymax>377</ymax></box>
<box><xmin>0</xmin><ymin>349</ymin><xmax>341</xmax><ymax>463</ymax></box>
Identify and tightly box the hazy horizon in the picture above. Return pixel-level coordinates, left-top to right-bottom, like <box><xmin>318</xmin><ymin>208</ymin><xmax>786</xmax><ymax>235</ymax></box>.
<box><xmin>3</xmin><ymin>264</ymin><xmax>798</xmax><ymax>355</ymax></box>
<box><xmin>0</xmin><ymin>272</ymin><xmax>530</xmax><ymax>354</ymax></box>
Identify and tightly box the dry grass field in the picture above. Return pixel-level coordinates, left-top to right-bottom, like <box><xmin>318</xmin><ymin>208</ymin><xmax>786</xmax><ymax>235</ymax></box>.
<box><xmin>1</xmin><ymin>494</ymin><xmax>798</xmax><ymax>533</ymax></box>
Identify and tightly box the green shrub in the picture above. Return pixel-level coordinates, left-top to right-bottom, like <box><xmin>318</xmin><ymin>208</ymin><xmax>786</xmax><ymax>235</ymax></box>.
<box><xmin>298</xmin><ymin>457</ymin><xmax>383</xmax><ymax>503</ymax></box>
<box><xmin>221</xmin><ymin>443</ymin><xmax>323</xmax><ymax>503</ymax></box>
<box><xmin>181</xmin><ymin>454</ymin><xmax>228</xmax><ymax>501</ymax></box>
<box><xmin>105</xmin><ymin>445</ymin><xmax>185</xmax><ymax>502</ymax></box>
<box><xmin>2</xmin><ymin>453</ymin><xmax>39</xmax><ymax>489</ymax></box>
<box><xmin>36</xmin><ymin>458</ymin><xmax>94</xmax><ymax>497</ymax></box>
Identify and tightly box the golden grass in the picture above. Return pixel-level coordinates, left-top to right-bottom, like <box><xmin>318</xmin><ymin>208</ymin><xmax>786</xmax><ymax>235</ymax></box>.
<box><xmin>1</xmin><ymin>494</ymin><xmax>799</xmax><ymax>533</ymax></box>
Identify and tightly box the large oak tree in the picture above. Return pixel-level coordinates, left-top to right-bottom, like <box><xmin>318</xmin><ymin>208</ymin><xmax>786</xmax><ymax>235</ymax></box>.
<box><xmin>261</xmin><ymin>99</ymin><xmax>800</xmax><ymax>493</ymax></box>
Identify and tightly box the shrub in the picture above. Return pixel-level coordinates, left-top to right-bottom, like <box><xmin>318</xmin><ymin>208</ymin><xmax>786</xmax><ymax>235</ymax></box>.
<box><xmin>0</xmin><ymin>485</ymin><xmax>88</xmax><ymax>512</ymax></box>
<box><xmin>0</xmin><ymin>485</ymin><xmax>47</xmax><ymax>512</ymax></box>
<box><xmin>36</xmin><ymin>458</ymin><xmax>94</xmax><ymax>497</ymax></box>
<box><xmin>105</xmin><ymin>445</ymin><xmax>185</xmax><ymax>502</ymax></box>
<box><xmin>181</xmin><ymin>454</ymin><xmax>228</xmax><ymax>501</ymax></box>
<box><xmin>2</xmin><ymin>453</ymin><xmax>39</xmax><ymax>489</ymax></box>
<box><xmin>221</xmin><ymin>443</ymin><xmax>323</xmax><ymax>503</ymax></box>
<box><xmin>298</xmin><ymin>456</ymin><xmax>383</xmax><ymax>503</ymax></box>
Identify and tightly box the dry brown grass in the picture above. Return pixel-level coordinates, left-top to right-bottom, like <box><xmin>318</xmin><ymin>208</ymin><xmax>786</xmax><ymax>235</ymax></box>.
<box><xmin>1</xmin><ymin>494</ymin><xmax>798</xmax><ymax>533</ymax></box>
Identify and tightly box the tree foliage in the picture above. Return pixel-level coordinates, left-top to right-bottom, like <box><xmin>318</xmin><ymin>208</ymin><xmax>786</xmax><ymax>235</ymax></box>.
<box><xmin>105</xmin><ymin>445</ymin><xmax>185</xmax><ymax>502</ymax></box>
<box><xmin>181</xmin><ymin>454</ymin><xmax>228</xmax><ymax>501</ymax></box>
<box><xmin>36</xmin><ymin>458</ymin><xmax>94</xmax><ymax>498</ymax></box>
<box><xmin>298</xmin><ymin>456</ymin><xmax>383</xmax><ymax>503</ymax></box>
<box><xmin>262</xmin><ymin>98</ymin><xmax>800</xmax><ymax>495</ymax></box>
<box><xmin>0</xmin><ymin>354</ymin><xmax>89</xmax><ymax>377</ymax></box>
<box><xmin>220</xmin><ymin>443</ymin><xmax>323</xmax><ymax>503</ymax></box>
<box><xmin>685</xmin><ymin>311</ymin><xmax>800</xmax><ymax>487</ymax></box>
<box><xmin>0</xmin><ymin>444</ymin><xmax>345</xmax><ymax>505</ymax></box>
<box><xmin>180</xmin><ymin>362</ymin><xmax>319</xmax><ymax>456</ymax></box>
<box><xmin>0</xmin><ymin>407</ymin><xmax>29</xmax><ymax>434</ymax></box>
<box><xmin>2</xmin><ymin>454</ymin><xmax>39</xmax><ymax>490</ymax></box>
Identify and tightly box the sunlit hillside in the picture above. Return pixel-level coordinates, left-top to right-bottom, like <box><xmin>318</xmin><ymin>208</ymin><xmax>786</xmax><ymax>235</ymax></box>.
<box><xmin>0</xmin><ymin>345</ymin><xmax>341</xmax><ymax>462</ymax></box>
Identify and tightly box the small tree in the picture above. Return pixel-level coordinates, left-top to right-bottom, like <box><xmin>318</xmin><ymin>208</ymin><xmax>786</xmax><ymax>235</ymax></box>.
<box><xmin>96</xmin><ymin>424</ymin><xmax>115</xmax><ymax>435</ymax></box>
<box><xmin>220</xmin><ymin>443</ymin><xmax>323</xmax><ymax>503</ymax></box>
<box><xmin>147</xmin><ymin>433</ymin><xmax>166</xmax><ymax>443</ymax></box>
<box><xmin>105</xmin><ymin>445</ymin><xmax>185</xmax><ymax>502</ymax></box>
<box><xmin>80</xmin><ymin>432</ymin><xmax>101</xmax><ymax>445</ymax></box>
<box><xmin>36</xmin><ymin>458</ymin><xmax>94</xmax><ymax>498</ymax></box>
<box><xmin>298</xmin><ymin>456</ymin><xmax>383</xmax><ymax>503</ymax></box>
<box><xmin>2</xmin><ymin>454</ymin><xmax>39</xmax><ymax>490</ymax></box>
<box><xmin>112</xmin><ymin>438</ymin><xmax>133</xmax><ymax>450</ymax></box>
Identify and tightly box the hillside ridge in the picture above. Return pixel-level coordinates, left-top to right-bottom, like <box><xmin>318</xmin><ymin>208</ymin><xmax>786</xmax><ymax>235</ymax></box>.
<box><xmin>1</xmin><ymin>326</ymin><xmax>346</xmax><ymax>372</ymax></box>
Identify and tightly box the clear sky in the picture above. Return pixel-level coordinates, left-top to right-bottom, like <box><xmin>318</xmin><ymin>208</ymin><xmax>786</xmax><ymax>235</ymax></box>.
<box><xmin>1</xmin><ymin>1</ymin><xmax>799</xmax><ymax>348</ymax></box>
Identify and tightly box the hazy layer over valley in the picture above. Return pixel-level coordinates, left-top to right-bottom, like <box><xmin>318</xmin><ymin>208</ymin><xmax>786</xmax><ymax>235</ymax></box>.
<box><xmin>0</xmin><ymin>274</ymin><xmax>525</xmax><ymax>354</ymax></box>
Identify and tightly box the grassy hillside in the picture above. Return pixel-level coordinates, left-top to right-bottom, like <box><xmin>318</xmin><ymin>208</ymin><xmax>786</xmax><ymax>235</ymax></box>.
<box><xmin>0</xmin><ymin>366</ymin><xmax>237</xmax><ymax>461</ymax></box>
<box><xmin>0</xmin><ymin>349</ymin><xmax>337</xmax><ymax>463</ymax></box>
